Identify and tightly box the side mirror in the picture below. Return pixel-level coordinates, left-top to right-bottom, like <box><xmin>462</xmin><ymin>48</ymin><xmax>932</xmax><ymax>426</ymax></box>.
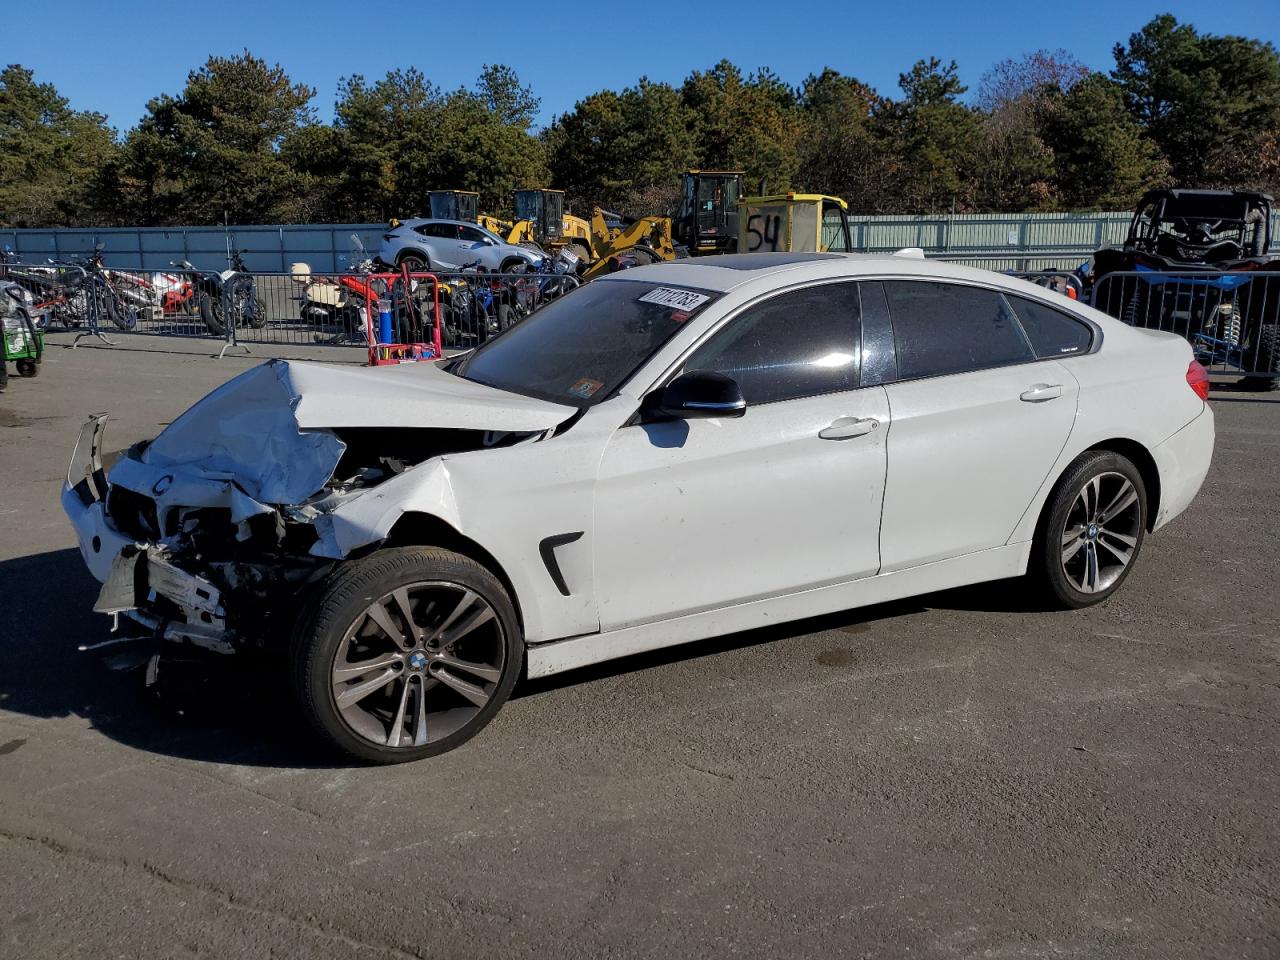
<box><xmin>657</xmin><ymin>371</ymin><xmax>746</xmax><ymax>419</ymax></box>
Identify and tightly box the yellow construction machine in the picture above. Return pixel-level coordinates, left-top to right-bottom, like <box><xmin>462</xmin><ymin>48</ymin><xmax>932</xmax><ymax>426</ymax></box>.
<box><xmin>427</xmin><ymin>188</ymin><xmax>594</xmax><ymax>262</ymax></box>
<box><xmin>507</xmin><ymin>189</ymin><xmax>593</xmax><ymax>260</ymax></box>
<box><xmin>428</xmin><ymin>190</ymin><xmax>481</xmax><ymax>223</ymax></box>
<box><xmin>737</xmin><ymin>193</ymin><xmax>853</xmax><ymax>254</ymax></box>
<box><xmin>674</xmin><ymin>170</ymin><xmax>745</xmax><ymax>255</ymax></box>
<box><xmin>580</xmin><ymin>208</ymin><xmax>679</xmax><ymax>280</ymax></box>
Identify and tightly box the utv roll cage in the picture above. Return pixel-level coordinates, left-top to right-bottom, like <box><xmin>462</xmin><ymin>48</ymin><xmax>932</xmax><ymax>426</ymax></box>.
<box><xmin>1126</xmin><ymin>189</ymin><xmax>1273</xmax><ymax>263</ymax></box>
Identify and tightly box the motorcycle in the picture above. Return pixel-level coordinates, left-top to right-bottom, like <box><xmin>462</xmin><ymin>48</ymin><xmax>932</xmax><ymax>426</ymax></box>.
<box><xmin>296</xmin><ymin>237</ymin><xmax>381</xmax><ymax>344</ymax></box>
<box><xmin>188</xmin><ymin>249</ymin><xmax>267</xmax><ymax>335</ymax></box>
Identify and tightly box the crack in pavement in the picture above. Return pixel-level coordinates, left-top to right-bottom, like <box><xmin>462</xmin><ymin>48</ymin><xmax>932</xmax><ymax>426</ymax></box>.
<box><xmin>0</xmin><ymin>827</ymin><xmax>424</xmax><ymax>960</ymax></box>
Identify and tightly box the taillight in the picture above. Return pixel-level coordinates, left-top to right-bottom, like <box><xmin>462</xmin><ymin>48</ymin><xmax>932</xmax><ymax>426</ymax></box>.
<box><xmin>1186</xmin><ymin>360</ymin><xmax>1210</xmax><ymax>401</ymax></box>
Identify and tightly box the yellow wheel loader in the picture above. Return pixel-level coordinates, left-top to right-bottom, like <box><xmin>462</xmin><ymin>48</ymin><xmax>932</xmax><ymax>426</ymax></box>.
<box><xmin>428</xmin><ymin>190</ymin><xmax>481</xmax><ymax>223</ymax></box>
<box><xmin>580</xmin><ymin>208</ymin><xmax>679</xmax><ymax>281</ymax></box>
<box><xmin>509</xmin><ymin>190</ymin><xmax>593</xmax><ymax>262</ymax></box>
<box><xmin>737</xmin><ymin>193</ymin><xmax>853</xmax><ymax>254</ymax></box>
<box><xmin>675</xmin><ymin>170</ymin><xmax>745</xmax><ymax>255</ymax></box>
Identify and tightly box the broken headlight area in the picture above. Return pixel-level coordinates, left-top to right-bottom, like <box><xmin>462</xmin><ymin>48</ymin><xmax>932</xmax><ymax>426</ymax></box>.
<box><xmin>90</xmin><ymin>425</ymin><xmax>539</xmax><ymax>665</ymax></box>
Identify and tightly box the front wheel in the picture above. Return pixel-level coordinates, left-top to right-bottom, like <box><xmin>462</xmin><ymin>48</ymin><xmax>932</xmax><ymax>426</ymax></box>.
<box><xmin>244</xmin><ymin>296</ymin><xmax>268</xmax><ymax>329</ymax></box>
<box><xmin>292</xmin><ymin>547</ymin><xmax>522</xmax><ymax>764</ymax></box>
<box><xmin>16</xmin><ymin>359</ymin><xmax>39</xmax><ymax>377</ymax></box>
<box><xmin>198</xmin><ymin>292</ymin><xmax>227</xmax><ymax>335</ymax></box>
<box><xmin>1030</xmin><ymin>451</ymin><xmax>1147</xmax><ymax>609</ymax></box>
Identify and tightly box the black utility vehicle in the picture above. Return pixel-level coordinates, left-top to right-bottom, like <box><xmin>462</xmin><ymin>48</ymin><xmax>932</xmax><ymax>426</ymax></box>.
<box><xmin>1092</xmin><ymin>189</ymin><xmax>1279</xmax><ymax>390</ymax></box>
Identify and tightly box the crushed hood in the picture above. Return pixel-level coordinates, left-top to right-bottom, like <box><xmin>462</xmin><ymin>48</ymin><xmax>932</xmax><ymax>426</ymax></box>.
<box><xmin>108</xmin><ymin>359</ymin><xmax>574</xmax><ymax>514</ymax></box>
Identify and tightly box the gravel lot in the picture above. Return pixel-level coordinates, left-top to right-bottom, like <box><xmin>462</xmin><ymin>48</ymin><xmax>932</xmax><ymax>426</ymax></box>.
<box><xmin>1</xmin><ymin>333</ymin><xmax>1277</xmax><ymax>959</ymax></box>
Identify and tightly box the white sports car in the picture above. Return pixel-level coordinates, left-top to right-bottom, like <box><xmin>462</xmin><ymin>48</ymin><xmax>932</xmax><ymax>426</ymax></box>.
<box><xmin>62</xmin><ymin>253</ymin><xmax>1215</xmax><ymax>763</ymax></box>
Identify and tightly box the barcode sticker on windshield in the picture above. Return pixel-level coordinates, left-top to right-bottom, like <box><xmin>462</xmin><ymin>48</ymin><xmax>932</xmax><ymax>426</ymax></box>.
<box><xmin>638</xmin><ymin>287</ymin><xmax>710</xmax><ymax>311</ymax></box>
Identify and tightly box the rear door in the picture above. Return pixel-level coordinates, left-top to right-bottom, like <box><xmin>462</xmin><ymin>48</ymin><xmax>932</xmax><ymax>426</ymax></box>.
<box><xmin>420</xmin><ymin>223</ymin><xmax>462</xmax><ymax>268</ymax></box>
<box><xmin>873</xmin><ymin>280</ymin><xmax>1081</xmax><ymax>572</ymax></box>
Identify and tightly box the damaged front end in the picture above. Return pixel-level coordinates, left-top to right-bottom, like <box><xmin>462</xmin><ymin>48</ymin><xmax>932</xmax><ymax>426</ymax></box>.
<box><xmin>62</xmin><ymin>410</ymin><xmax>344</xmax><ymax>666</ymax></box>
<box><xmin>62</xmin><ymin>359</ymin><xmax>573</xmax><ymax>671</ymax></box>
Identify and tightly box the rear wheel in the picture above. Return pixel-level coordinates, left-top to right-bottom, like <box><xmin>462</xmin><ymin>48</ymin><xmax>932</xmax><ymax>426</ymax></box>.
<box><xmin>292</xmin><ymin>547</ymin><xmax>522</xmax><ymax>764</ymax></box>
<box><xmin>16</xmin><ymin>359</ymin><xmax>38</xmax><ymax>377</ymax></box>
<box><xmin>397</xmin><ymin>252</ymin><xmax>429</xmax><ymax>273</ymax></box>
<box><xmin>496</xmin><ymin>302</ymin><xmax>514</xmax><ymax>332</ymax></box>
<box><xmin>1030</xmin><ymin>451</ymin><xmax>1147</xmax><ymax>609</ymax></box>
<box><xmin>1241</xmin><ymin>322</ymin><xmax>1280</xmax><ymax>392</ymax></box>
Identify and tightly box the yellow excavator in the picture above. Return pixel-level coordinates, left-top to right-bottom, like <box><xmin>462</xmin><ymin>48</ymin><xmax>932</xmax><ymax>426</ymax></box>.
<box><xmin>737</xmin><ymin>193</ymin><xmax>853</xmax><ymax>254</ymax></box>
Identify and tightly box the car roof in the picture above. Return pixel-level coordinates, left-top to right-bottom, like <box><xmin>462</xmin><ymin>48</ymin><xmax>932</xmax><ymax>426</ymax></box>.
<box><xmin>595</xmin><ymin>252</ymin><xmax>1057</xmax><ymax>295</ymax></box>
<box><xmin>401</xmin><ymin>218</ymin><xmax>485</xmax><ymax>229</ymax></box>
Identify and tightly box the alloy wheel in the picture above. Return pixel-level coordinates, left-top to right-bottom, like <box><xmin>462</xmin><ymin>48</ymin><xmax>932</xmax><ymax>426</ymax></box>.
<box><xmin>330</xmin><ymin>581</ymin><xmax>506</xmax><ymax>748</ymax></box>
<box><xmin>1059</xmin><ymin>472</ymin><xmax>1143</xmax><ymax>594</ymax></box>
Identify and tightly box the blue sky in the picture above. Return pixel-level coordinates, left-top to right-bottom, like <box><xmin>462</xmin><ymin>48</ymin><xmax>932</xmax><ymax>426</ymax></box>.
<box><xmin>12</xmin><ymin>0</ymin><xmax>1280</xmax><ymax>132</ymax></box>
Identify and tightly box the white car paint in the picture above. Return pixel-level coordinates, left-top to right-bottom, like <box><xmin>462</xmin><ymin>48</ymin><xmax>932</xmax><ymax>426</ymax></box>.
<box><xmin>62</xmin><ymin>253</ymin><xmax>1215</xmax><ymax>682</ymax></box>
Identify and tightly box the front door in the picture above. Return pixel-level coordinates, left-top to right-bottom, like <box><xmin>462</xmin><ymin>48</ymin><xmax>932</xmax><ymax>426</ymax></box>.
<box><xmin>593</xmin><ymin>282</ymin><xmax>889</xmax><ymax>631</ymax></box>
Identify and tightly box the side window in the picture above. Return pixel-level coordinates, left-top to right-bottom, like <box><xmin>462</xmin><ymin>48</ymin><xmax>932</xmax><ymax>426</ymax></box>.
<box><xmin>883</xmin><ymin>281</ymin><xmax>1033</xmax><ymax>381</ymax></box>
<box><xmin>821</xmin><ymin>204</ymin><xmax>849</xmax><ymax>252</ymax></box>
<box><xmin>418</xmin><ymin>223</ymin><xmax>459</xmax><ymax>239</ymax></box>
<box><xmin>683</xmin><ymin>283</ymin><xmax>861</xmax><ymax>405</ymax></box>
<box><xmin>459</xmin><ymin>226</ymin><xmax>487</xmax><ymax>243</ymax></box>
<box><xmin>1005</xmin><ymin>294</ymin><xmax>1093</xmax><ymax>358</ymax></box>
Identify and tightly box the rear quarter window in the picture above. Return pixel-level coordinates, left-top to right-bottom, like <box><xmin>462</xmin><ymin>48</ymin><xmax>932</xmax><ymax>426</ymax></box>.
<box><xmin>1005</xmin><ymin>294</ymin><xmax>1094</xmax><ymax>358</ymax></box>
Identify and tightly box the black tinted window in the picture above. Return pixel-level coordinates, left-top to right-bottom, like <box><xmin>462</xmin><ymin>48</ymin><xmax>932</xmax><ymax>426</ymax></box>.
<box><xmin>684</xmin><ymin>283</ymin><xmax>860</xmax><ymax>404</ymax></box>
<box><xmin>883</xmin><ymin>281</ymin><xmax>1033</xmax><ymax>380</ymax></box>
<box><xmin>417</xmin><ymin>223</ymin><xmax>459</xmax><ymax>239</ymax></box>
<box><xmin>1006</xmin><ymin>294</ymin><xmax>1093</xmax><ymax>358</ymax></box>
<box><xmin>459</xmin><ymin>226</ymin><xmax>487</xmax><ymax>243</ymax></box>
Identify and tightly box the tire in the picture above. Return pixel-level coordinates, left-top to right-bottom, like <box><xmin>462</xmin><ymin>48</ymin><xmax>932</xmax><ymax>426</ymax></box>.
<box><xmin>1030</xmin><ymin>450</ymin><xmax>1148</xmax><ymax>609</ymax></box>
<box><xmin>1241</xmin><ymin>322</ymin><xmax>1280</xmax><ymax>392</ymax></box>
<box><xmin>628</xmin><ymin>247</ymin><xmax>658</xmax><ymax>266</ymax></box>
<box><xmin>566</xmin><ymin>243</ymin><xmax>590</xmax><ymax>267</ymax></box>
<box><xmin>496</xmin><ymin>302</ymin><xmax>514</xmax><ymax>332</ymax></box>
<box><xmin>291</xmin><ymin>546</ymin><xmax>522</xmax><ymax>764</ymax></box>
<box><xmin>1121</xmin><ymin>284</ymin><xmax>1148</xmax><ymax>327</ymax></box>
<box><xmin>198</xmin><ymin>292</ymin><xmax>227</xmax><ymax>335</ymax></box>
<box><xmin>245</xmin><ymin>296</ymin><xmax>268</xmax><ymax>329</ymax></box>
<box><xmin>99</xmin><ymin>288</ymin><xmax>137</xmax><ymax>331</ymax></box>
<box><xmin>397</xmin><ymin>252</ymin><xmax>428</xmax><ymax>273</ymax></box>
<box><xmin>16</xmin><ymin>359</ymin><xmax>38</xmax><ymax>377</ymax></box>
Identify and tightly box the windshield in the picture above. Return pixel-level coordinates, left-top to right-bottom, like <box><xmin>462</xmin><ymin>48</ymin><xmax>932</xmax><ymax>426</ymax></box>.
<box><xmin>457</xmin><ymin>279</ymin><xmax>720</xmax><ymax>406</ymax></box>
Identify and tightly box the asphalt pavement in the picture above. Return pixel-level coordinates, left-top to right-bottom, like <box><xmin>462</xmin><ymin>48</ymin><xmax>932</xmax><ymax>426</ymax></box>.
<box><xmin>0</xmin><ymin>332</ymin><xmax>1277</xmax><ymax>959</ymax></box>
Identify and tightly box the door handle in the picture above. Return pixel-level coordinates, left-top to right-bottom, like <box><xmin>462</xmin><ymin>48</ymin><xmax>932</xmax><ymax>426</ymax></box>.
<box><xmin>1019</xmin><ymin>383</ymin><xmax>1063</xmax><ymax>403</ymax></box>
<box><xmin>819</xmin><ymin>416</ymin><xmax>879</xmax><ymax>440</ymax></box>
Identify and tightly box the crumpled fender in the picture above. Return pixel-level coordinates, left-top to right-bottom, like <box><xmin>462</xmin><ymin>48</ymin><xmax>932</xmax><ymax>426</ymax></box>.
<box><xmin>311</xmin><ymin>457</ymin><xmax>460</xmax><ymax>559</ymax></box>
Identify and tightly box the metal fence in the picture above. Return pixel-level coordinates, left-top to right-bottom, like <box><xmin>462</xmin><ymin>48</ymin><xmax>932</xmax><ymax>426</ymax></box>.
<box><xmin>8</xmin><ymin>250</ymin><xmax>1276</xmax><ymax>380</ymax></box>
<box><xmin>3</xmin><ymin>258</ymin><xmax>581</xmax><ymax>358</ymax></box>
<box><xmin>16</xmin><ymin>210</ymin><xmax>1280</xmax><ymax>273</ymax></box>
<box><xmin>1092</xmin><ymin>271</ymin><xmax>1280</xmax><ymax>379</ymax></box>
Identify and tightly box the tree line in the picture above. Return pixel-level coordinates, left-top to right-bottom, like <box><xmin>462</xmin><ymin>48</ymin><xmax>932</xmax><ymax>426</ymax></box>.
<box><xmin>2</xmin><ymin>13</ymin><xmax>1279</xmax><ymax>229</ymax></box>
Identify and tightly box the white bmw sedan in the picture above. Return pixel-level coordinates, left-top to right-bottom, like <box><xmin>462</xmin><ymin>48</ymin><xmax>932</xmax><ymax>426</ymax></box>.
<box><xmin>63</xmin><ymin>253</ymin><xmax>1215</xmax><ymax>762</ymax></box>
